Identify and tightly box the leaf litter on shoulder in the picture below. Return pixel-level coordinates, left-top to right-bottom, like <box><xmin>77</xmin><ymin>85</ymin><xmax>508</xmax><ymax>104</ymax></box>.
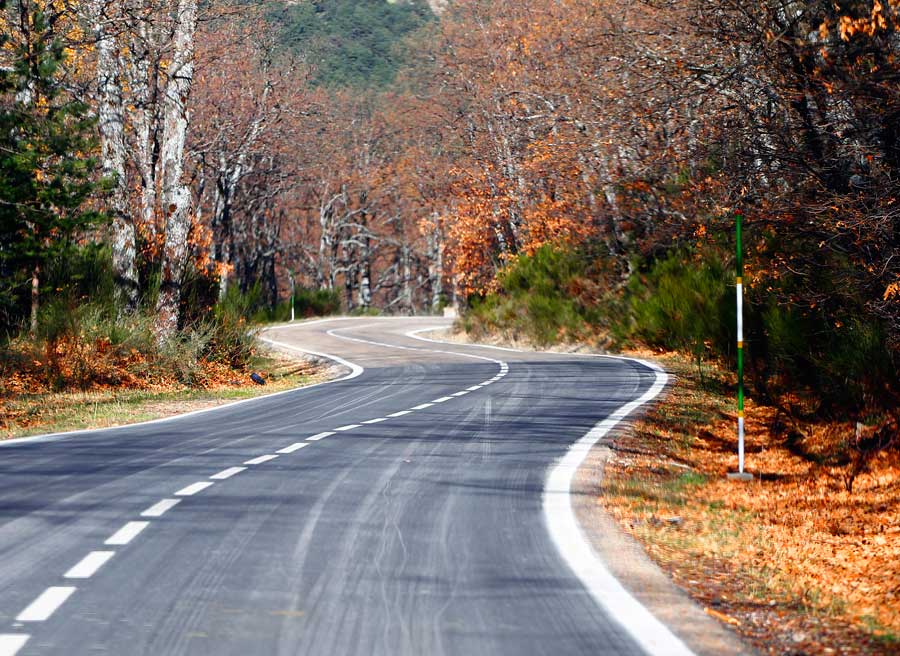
<box><xmin>602</xmin><ymin>354</ymin><xmax>900</xmax><ymax>656</ymax></box>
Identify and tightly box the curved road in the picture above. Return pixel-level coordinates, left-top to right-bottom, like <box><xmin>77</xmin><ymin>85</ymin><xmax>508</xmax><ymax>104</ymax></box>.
<box><xmin>0</xmin><ymin>318</ymin><xmax>686</xmax><ymax>656</ymax></box>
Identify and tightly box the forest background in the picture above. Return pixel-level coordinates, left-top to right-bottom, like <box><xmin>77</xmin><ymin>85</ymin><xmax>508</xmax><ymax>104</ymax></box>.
<box><xmin>0</xmin><ymin>0</ymin><xmax>897</xmax><ymax>470</ymax></box>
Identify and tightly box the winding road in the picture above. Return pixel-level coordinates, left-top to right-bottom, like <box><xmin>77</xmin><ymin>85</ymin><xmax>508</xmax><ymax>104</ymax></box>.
<box><xmin>0</xmin><ymin>317</ymin><xmax>693</xmax><ymax>656</ymax></box>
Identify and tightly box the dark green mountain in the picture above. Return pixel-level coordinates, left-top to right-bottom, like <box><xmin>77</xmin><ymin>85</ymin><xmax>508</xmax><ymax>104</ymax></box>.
<box><xmin>269</xmin><ymin>0</ymin><xmax>434</xmax><ymax>88</ymax></box>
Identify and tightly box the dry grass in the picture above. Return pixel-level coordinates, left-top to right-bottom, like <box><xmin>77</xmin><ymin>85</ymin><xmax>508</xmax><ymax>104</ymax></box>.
<box><xmin>602</xmin><ymin>354</ymin><xmax>900</xmax><ymax>655</ymax></box>
<box><xmin>0</xmin><ymin>354</ymin><xmax>329</xmax><ymax>439</ymax></box>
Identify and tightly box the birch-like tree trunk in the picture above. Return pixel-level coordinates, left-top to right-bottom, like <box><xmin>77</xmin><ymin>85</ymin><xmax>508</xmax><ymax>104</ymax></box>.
<box><xmin>427</xmin><ymin>215</ymin><xmax>443</xmax><ymax>312</ymax></box>
<box><xmin>94</xmin><ymin>1</ymin><xmax>139</xmax><ymax>311</ymax></box>
<box><xmin>155</xmin><ymin>0</ymin><xmax>198</xmax><ymax>339</ymax></box>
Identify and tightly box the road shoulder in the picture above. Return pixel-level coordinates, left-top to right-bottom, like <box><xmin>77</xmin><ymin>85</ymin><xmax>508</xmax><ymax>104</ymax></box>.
<box><xmin>573</xmin><ymin>439</ymin><xmax>755</xmax><ymax>656</ymax></box>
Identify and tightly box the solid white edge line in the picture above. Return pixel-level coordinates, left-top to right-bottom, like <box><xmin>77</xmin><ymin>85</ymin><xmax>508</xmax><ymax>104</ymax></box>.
<box><xmin>210</xmin><ymin>466</ymin><xmax>247</xmax><ymax>480</ymax></box>
<box><xmin>1</xmin><ymin>317</ymin><xmax>368</xmax><ymax>448</ymax></box>
<box><xmin>245</xmin><ymin>454</ymin><xmax>279</xmax><ymax>465</ymax></box>
<box><xmin>0</xmin><ymin>634</ymin><xmax>29</xmax><ymax>656</ymax></box>
<box><xmin>335</xmin><ymin>424</ymin><xmax>361</xmax><ymax>431</ymax></box>
<box><xmin>105</xmin><ymin>521</ymin><xmax>149</xmax><ymax>546</ymax></box>
<box><xmin>277</xmin><ymin>442</ymin><xmax>308</xmax><ymax>454</ymax></box>
<box><xmin>16</xmin><ymin>587</ymin><xmax>76</xmax><ymax>622</ymax></box>
<box><xmin>306</xmin><ymin>431</ymin><xmax>335</xmax><ymax>441</ymax></box>
<box><xmin>405</xmin><ymin>327</ymin><xmax>696</xmax><ymax>656</ymax></box>
<box><xmin>141</xmin><ymin>499</ymin><xmax>180</xmax><ymax>517</ymax></box>
<box><xmin>543</xmin><ymin>361</ymin><xmax>694</xmax><ymax>656</ymax></box>
<box><xmin>362</xmin><ymin>417</ymin><xmax>388</xmax><ymax>424</ymax></box>
<box><xmin>64</xmin><ymin>551</ymin><xmax>115</xmax><ymax>579</ymax></box>
<box><xmin>175</xmin><ymin>481</ymin><xmax>214</xmax><ymax>496</ymax></box>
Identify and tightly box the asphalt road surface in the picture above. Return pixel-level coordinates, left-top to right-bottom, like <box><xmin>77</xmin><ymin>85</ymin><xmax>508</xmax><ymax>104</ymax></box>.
<box><xmin>0</xmin><ymin>317</ymin><xmax>688</xmax><ymax>656</ymax></box>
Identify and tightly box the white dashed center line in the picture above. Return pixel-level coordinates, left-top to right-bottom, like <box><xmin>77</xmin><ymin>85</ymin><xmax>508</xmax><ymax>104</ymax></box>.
<box><xmin>362</xmin><ymin>417</ymin><xmax>388</xmax><ymax>424</ymax></box>
<box><xmin>244</xmin><ymin>454</ymin><xmax>279</xmax><ymax>465</ymax></box>
<box><xmin>105</xmin><ymin>521</ymin><xmax>149</xmax><ymax>546</ymax></box>
<box><xmin>335</xmin><ymin>424</ymin><xmax>361</xmax><ymax>431</ymax></box>
<box><xmin>64</xmin><ymin>552</ymin><xmax>115</xmax><ymax>579</ymax></box>
<box><xmin>452</xmin><ymin>391</ymin><xmax>468</xmax><ymax>397</ymax></box>
<box><xmin>175</xmin><ymin>481</ymin><xmax>214</xmax><ymax>496</ymax></box>
<box><xmin>411</xmin><ymin>403</ymin><xmax>433</xmax><ymax>410</ymax></box>
<box><xmin>432</xmin><ymin>397</ymin><xmax>453</xmax><ymax>403</ymax></box>
<box><xmin>16</xmin><ymin>587</ymin><xmax>76</xmax><ymax>622</ymax></box>
<box><xmin>277</xmin><ymin>443</ymin><xmax>308</xmax><ymax>454</ymax></box>
<box><xmin>0</xmin><ymin>634</ymin><xmax>29</xmax><ymax>656</ymax></box>
<box><xmin>141</xmin><ymin>499</ymin><xmax>180</xmax><ymax>517</ymax></box>
<box><xmin>307</xmin><ymin>431</ymin><xmax>335</xmax><ymax>441</ymax></box>
<box><xmin>387</xmin><ymin>410</ymin><xmax>411</xmax><ymax>417</ymax></box>
<box><xmin>210</xmin><ymin>466</ymin><xmax>246</xmax><ymax>480</ymax></box>
<box><xmin>466</xmin><ymin>385</ymin><xmax>481</xmax><ymax>391</ymax></box>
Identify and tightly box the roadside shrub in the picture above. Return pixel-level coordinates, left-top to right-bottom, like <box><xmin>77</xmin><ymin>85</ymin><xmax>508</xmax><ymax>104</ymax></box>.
<box><xmin>616</xmin><ymin>249</ymin><xmax>734</xmax><ymax>364</ymax></box>
<box><xmin>294</xmin><ymin>287</ymin><xmax>341</xmax><ymax>317</ymax></box>
<box><xmin>753</xmin><ymin>297</ymin><xmax>895</xmax><ymax>418</ymax></box>
<box><xmin>463</xmin><ymin>245</ymin><xmax>593</xmax><ymax>346</ymax></box>
<box><xmin>207</xmin><ymin>286</ymin><xmax>257</xmax><ymax>369</ymax></box>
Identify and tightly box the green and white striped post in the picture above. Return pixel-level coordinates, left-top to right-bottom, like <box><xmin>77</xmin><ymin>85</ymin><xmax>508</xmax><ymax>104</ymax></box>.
<box><xmin>728</xmin><ymin>213</ymin><xmax>753</xmax><ymax>481</ymax></box>
<box><xmin>736</xmin><ymin>213</ymin><xmax>745</xmax><ymax>473</ymax></box>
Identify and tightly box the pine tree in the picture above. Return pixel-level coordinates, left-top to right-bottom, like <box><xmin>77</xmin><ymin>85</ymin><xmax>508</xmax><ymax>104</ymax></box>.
<box><xmin>0</xmin><ymin>1</ymin><xmax>106</xmax><ymax>334</ymax></box>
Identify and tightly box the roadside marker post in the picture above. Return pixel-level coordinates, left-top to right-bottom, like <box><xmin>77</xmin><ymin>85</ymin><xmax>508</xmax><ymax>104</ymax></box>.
<box><xmin>728</xmin><ymin>213</ymin><xmax>753</xmax><ymax>482</ymax></box>
<box><xmin>289</xmin><ymin>270</ymin><xmax>295</xmax><ymax>322</ymax></box>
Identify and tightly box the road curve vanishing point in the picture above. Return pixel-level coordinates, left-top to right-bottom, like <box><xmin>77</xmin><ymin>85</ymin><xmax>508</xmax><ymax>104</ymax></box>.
<box><xmin>0</xmin><ymin>317</ymin><xmax>693</xmax><ymax>656</ymax></box>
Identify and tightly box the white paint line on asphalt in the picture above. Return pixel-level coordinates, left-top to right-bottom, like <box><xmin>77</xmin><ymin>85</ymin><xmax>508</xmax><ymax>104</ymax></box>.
<box><xmin>245</xmin><ymin>454</ymin><xmax>279</xmax><ymax>465</ymax></box>
<box><xmin>211</xmin><ymin>466</ymin><xmax>247</xmax><ymax>480</ymax></box>
<box><xmin>451</xmin><ymin>391</ymin><xmax>468</xmax><ymax>397</ymax></box>
<box><xmin>0</xmin><ymin>635</ymin><xmax>29</xmax><ymax>656</ymax></box>
<box><xmin>175</xmin><ymin>481</ymin><xmax>214</xmax><ymax>496</ymax></box>
<box><xmin>411</xmin><ymin>403</ymin><xmax>434</xmax><ymax>410</ymax></box>
<box><xmin>432</xmin><ymin>396</ymin><xmax>453</xmax><ymax>403</ymax></box>
<box><xmin>362</xmin><ymin>417</ymin><xmax>388</xmax><ymax>424</ymax></box>
<box><xmin>64</xmin><ymin>551</ymin><xmax>115</xmax><ymax>579</ymax></box>
<box><xmin>259</xmin><ymin>335</ymin><xmax>365</xmax><ymax>381</ymax></box>
<box><xmin>141</xmin><ymin>499</ymin><xmax>181</xmax><ymax>518</ymax></box>
<box><xmin>404</xmin><ymin>327</ymin><xmax>693</xmax><ymax>653</ymax></box>
<box><xmin>306</xmin><ymin>431</ymin><xmax>335</xmax><ymax>441</ymax></box>
<box><xmin>544</xmin><ymin>362</ymin><xmax>696</xmax><ymax>656</ymax></box>
<box><xmin>16</xmin><ymin>587</ymin><xmax>76</xmax><ymax>622</ymax></box>
<box><xmin>387</xmin><ymin>410</ymin><xmax>411</xmax><ymax>417</ymax></box>
<box><xmin>466</xmin><ymin>386</ymin><xmax>481</xmax><ymax>391</ymax></box>
<box><xmin>105</xmin><ymin>521</ymin><xmax>149</xmax><ymax>546</ymax></box>
<box><xmin>335</xmin><ymin>424</ymin><xmax>361</xmax><ymax>431</ymax></box>
<box><xmin>277</xmin><ymin>442</ymin><xmax>308</xmax><ymax>454</ymax></box>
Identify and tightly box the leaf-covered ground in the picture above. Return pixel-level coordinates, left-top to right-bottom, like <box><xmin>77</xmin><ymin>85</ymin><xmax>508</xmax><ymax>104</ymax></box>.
<box><xmin>602</xmin><ymin>354</ymin><xmax>900</xmax><ymax>655</ymax></box>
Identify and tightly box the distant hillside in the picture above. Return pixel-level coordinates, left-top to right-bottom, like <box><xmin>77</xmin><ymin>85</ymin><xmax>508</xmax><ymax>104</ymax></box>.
<box><xmin>268</xmin><ymin>0</ymin><xmax>434</xmax><ymax>88</ymax></box>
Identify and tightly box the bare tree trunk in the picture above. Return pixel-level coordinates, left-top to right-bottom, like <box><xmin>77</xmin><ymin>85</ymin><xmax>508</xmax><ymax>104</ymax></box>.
<box><xmin>359</xmin><ymin>214</ymin><xmax>372</xmax><ymax>309</ymax></box>
<box><xmin>401</xmin><ymin>243</ymin><xmax>413</xmax><ymax>314</ymax></box>
<box><xmin>95</xmin><ymin>2</ymin><xmax>139</xmax><ymax>311</ymax></box>
<box><xmin>155</xmin><ymin>0</ymin><xmax>198</xmax><ymax>340</ymax></box>
<box><xmin>430</xmin><ymin>227</ymin><xmax>443</xmax><ymax>313</ymax></box>
<box><xmin>30</xmin><ymin>264</ymin><xmax>39</xmax><ymax>336</ymax></box>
